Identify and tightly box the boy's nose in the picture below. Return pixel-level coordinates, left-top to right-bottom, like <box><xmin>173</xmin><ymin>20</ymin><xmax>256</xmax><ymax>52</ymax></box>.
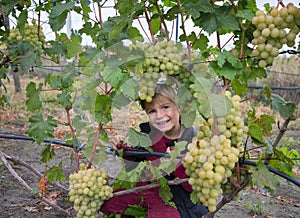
<box><xmin>156</xmin><ymin>109</ymin><xmax>165</xmax><ymax>118</ymax></box>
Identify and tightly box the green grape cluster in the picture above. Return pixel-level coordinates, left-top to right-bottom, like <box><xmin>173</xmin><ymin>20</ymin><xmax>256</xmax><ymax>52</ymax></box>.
<box><xmin>135</xmin><ymin>40</ymin><xmax>183</xmax><ymax>102</ymax></box>
<box><xmin>183</xmin><ymin>134</ymin><xmax>240</xmax><ymax>212</ymax></box>
<box><xmin>138</xmin><ymin>72</ymin><xmax>161</xmax><ymax>103</ymax></box>
<box><xmin>7</xmin><ymin>21</ymin><xmax>46</xmax><ymax>47</ymax></box>
<box><xmin>68</xmin><ymin>163</ymin><xmax>113</xmax><ymax>218</ymax></box>
<box><xmin>183</xmin><ymin>92</ymin><xmax>248</xmax><ymax>212</ymax></box>
<box><xmin>251</xmin><ymin>3</ymin><xmax>300</xmax><ymax>67</ymax></box>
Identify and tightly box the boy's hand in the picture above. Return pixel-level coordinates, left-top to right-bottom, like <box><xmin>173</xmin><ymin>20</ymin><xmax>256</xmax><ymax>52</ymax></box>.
<box><xmin>111</xmin><ymin>135</ymin><xmax>127</xmax><ymax>151</ymax></box>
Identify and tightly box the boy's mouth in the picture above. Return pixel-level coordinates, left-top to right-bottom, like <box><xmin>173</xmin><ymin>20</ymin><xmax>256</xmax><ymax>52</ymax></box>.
<box><xmin>155</xmin><ymin>119</ymin><xmax>170</xmax><ymax>127</ymax></box>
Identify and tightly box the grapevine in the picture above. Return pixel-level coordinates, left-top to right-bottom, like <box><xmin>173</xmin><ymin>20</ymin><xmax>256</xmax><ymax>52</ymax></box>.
<box><xmin>251</xmin><ymin>2</ymin><xmax>300</xmax><ymax>67</ymax></box>
<box><xmin>68</xmin><ymin>163</ymin><xmax>113</xmax><ymax>218</ymax></box>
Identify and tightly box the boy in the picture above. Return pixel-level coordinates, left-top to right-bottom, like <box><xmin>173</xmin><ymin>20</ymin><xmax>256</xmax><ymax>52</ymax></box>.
<box><xmin>101</xmin><ymin>77</ymin><xmax>209</xmax><ymax>217</ymax></box>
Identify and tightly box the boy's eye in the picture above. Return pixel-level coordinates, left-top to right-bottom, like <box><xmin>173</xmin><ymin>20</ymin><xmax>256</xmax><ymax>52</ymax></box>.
<box><xmin>162</xmin><ymin>105</ymin><xmax>170</xmax><ymax>110</ymax></box>
<box><xmin>147</xmin><ymin>110</ymin><xmax>155</xmax><ymax>114</ymax></box>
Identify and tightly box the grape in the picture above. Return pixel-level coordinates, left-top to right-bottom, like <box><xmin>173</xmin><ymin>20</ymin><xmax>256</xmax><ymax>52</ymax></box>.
<box><xmin>251</xmin><ymin>3</ymin><xmax>300</xmax><ymax>67</ymax></box>
<box><xmin>7</xmin><ymin>20</ymin><xmax>46</xmax><ymax>48</ymax></box>
<box><xmin>183</xmin><ymin>90</ymin><xmax>249</xmax><ymax>212</ymax></box>
<box><xmin>68</xmin><ymin>164</ymin><xmax>113</xmax><ymax>218</ymax></box>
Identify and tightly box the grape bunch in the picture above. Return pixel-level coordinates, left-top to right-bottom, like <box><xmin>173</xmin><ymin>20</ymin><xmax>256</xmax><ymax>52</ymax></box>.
<box><xmin>183</xmin><ymin>91</ymin><xmax>248</xmax><ymax>212</ymax></box>
<box><xmin>134</xmin><ymin>40</ymin><xmax>183</xmax><ymax>102</ymax></box>
<box><xmin>183</xmin><ymin>135</ymin><xmax>240</xmax><ymax>212</ymax></box>
<box><xmin>7</xmin><ymin>20</ymin><xmax>46</xmax><ymax>47</ymax></box>
<box><xmin>251</xmin><ymin>3</ymin><xmax>300</xmax><ymax>68</ymax></box>
<box><xmin>68</xmin><ymin>163</ymin><xmax>113</xmax><ymax>218</ymax></box>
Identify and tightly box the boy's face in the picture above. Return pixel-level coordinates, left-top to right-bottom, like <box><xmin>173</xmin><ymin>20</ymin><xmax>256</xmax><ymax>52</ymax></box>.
<box><xmin>144</xmin><ymin>94</ymin><xmax>181</xmax><ymax>138</ymax></box>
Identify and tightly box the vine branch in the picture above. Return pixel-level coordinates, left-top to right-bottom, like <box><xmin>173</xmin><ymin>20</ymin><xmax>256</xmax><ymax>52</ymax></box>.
<box><xmin>0</xmin><ymin>149</ymin><xmax>70</xmax><ymax>217</ymax></box>
<box><xmin>264</xmin><ymin>90</ymin><xmax>300</xmax><ymax>165</ymax></box>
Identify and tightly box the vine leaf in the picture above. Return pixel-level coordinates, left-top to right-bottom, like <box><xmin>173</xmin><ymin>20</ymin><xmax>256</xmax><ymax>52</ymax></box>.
<box><xmin>255</xmin><ymin>114</ymin><xmax>275</xmax><ymax>136</ymax></box>
<box><xmin>49</xmin><ymin>1</ymin><xmax>75</xmax><ymax>31</ymax></box>
<box><xmin>28</xmin><ymin>114</ymin><xmax>57</xmax><ymax>144</ymax></box>
<box><xmin>124</xmin><ymin>205</ymin><xmax>147</xmax><ymax>217</ymax></box>
<box><xmin>210</xmin><ymin>50</ymin><xmax>243</xmax><ymax>81</ymax></box>
<box><xmin>127</xmin><ymin>128</ymin><xmax>152</xmax><ymax>149</ymax></box>
<box><xmin>158</xmin><ymin>141</ymin><xmax>187</xmax><ymax>174</ymax></box>
<box><xmin>271</xmin><ymin>94</ymin><xmax>296</xmax><ymax>120</ymax></box>
<box><xmin>194</xmin><ymin>5</ymin><xmax>239</xmax><ymax>34</ymax></box>
<box><xmin>40</xmin><ymin>144</ymin><xmax>54</xmax><ymax>163</ymax></box>
<box><xmin>248</xmin><ymin>123</ymin><xmax>263</xmax><ymax>143</ymax></box>
<box><xmin>182</xmin><ymin>0</ymin><xmax>213</xmax><ymax>19</ymax></box>
<box><xmin>25</xmin><ymin>82</ymin><xmax>42</xmax><ymax>112</ymax></box>
<box><xmin>249</xmin><ymin>160</ymin><xmax>280</xmax><ymax>192</ymax></box>
<box><xmin>236</xmin><ymin>9</ymin><xmax>254</xmax><ymax>21</ymax></box>
<box><xmin>46</xmin><ymin>162</ymin><xmax>66</xmax><ymax>183</ymax></box>
<box><xmin>94</xmin><ymin>94</ymin><xmax>112</xmax><ymax>124</ymax></box>
<box><xmin>66</xmin><ymin>34</ymin><xmax>82</xmax><ymax>59</ymax></box>
<box><xmin>269</xmin><ymin>147</ymin><xmax>300</xmax><ymax>178</ymax></box>
<box><xmin>191</xmin><ymin>77</ymin><xmax>233</xmax><ymax>118</ymax></box>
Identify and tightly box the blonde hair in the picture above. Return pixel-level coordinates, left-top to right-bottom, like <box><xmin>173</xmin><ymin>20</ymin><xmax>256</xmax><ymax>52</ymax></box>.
<box><xmin>140</xmin><ymin>76</ymin><xmax>181</xmax><ymax>109</ymax></box>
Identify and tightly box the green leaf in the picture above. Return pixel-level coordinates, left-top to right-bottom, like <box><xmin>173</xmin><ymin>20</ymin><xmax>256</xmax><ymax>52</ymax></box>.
<box><xmin>80</xmin><ymin>0</ymin><xmax>92</xmax><ymax>22</ymax></box>
<box><xmin>112</xmin><ymin>92</ymin><xmax>131</xmax><ymax>109</ymax></box>
<box><xmin>127</xmin><ymin>128</ymin><xmax>152</xmax><ymax>148</ymax></box>
<box><xmin>127</xmin><ymin>26</ymin><xmax>143</xmax><ymax>40</ymax></box>
<box><xmin>57</xmin><ymin>90</ymin><xmax>72</xmax><ymax>109</ymax></box>
<box><xmin>236</xmin><ymin>9</ymin><xmax>254</xmax><ymax>21</ymax></box>
<box><xmin>150</xmin><ymin>17</ymin><xmax>161</xmax><ymax>35</ymax></box>
<box><xmin>119</xmin><ymin>78</ymin><xmax>139</xmax><ymax>100</ymax></box>
<box><xmin>248</xmin><ymin>123</ymin><xmax>263</xmax><ymax>143</ymax></box>
<box><xmin>195</xmin><ymin>5</ymin><xmax>239</xmax><ymax>35</ymax></box>
<box><xmin>191</xmin><ymin>77</ymin><xmax>233</xmax><ymax>118</ymax></box>
<box><xmin>182</xmin><ymin>0</ymin><xmax>213</xmax><ymax>20</ymax></box>
<box><xmin>271</xmin><ymin>94</ymin><xmax>296</xmax><ymax>120</ymax></box>
<box><xmin>103</xmin><ymin>67</ymin><xmax>125</xmax><ymax>88</ymax></box>
<box><xmin>46</xmin><ymin>162</ymin><xmax>66</xmax><ymax>183</ymax></box>
<box><xmin>94</xmin><ymin>94</ymin><xmax>112</xmax><ymax>124</ymax></box>
<box><xmin>116</xmin><ymin>0</ymin><xmax>134</xmax><ymax>16</ymax></box>
<box><xmin>124</xmin><ymin>205</ymin><xmax>147</xmax><ymax>217</ymax></box>
<box><xmin>16</xmin><ymin>10</ymin><xmax>28</xmax><ymax>33</ymax></box>
<box><xmin>40</xmin><ymin>144</ymin><xmax>54</xmax><ymax>163</ymax></box>
<box><xmin>256</xmin><ymin>114</ymin><xmax>275</xmax><ymax>136</ymax></box>
<box><xmin>108</xmin><ymin>17</ymin><xmax>128</xmax><ymax>40</ymax></box>
<box><xmin>28</xmin><ymin>114</ymin><xmax>57</xmax><ymax>144</ymax></box>
<box><xmin>192</xmin><ymin>33</ymin><xmax>209</xmax><ymax>51</ymax></box>
<box><xmin>25</xmin><ymin>82</ymin><xmax>42</xmax><ymax>112</ymax></box>
<box><xmin>49</xmin><ymin>10</ymin><xmax>69</xmax><ymax>32</ymax></box>
<box><xmin>249</xmin><ymin>160</ymin><xmax>280</xmax><ymax>192</ymax></box>
<box><xmin>159</xmin><ymin>141</ymin><xmax>187</xmax><ymax>174</ymax></box>
<box><xmin>158</xmin><ymin>177</ymin><xmax>173</xmax><ymax>203</ymax></box>
<box><xmin>66</xmin><ymin>34</ymin><xmax>82</xmax><ymax>59</ymax></box>
<box><xmin>48</xmin><ymin>1</ymin><xmax>75</xmax><ymax>32</ymax></box>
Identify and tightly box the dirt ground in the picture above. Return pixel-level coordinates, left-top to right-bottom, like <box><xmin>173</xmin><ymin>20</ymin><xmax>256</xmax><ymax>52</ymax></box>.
<box><xmin>0</xmin><ymin>131</ymin><xmax>299</xmax><ymax>218</ymax></box>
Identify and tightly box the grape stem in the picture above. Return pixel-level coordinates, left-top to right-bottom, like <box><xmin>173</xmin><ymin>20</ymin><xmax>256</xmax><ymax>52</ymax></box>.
<box><xmin>228</xmin><ymin>176</ymin><xmax>240</xmax><ymax>189</ymax></box>
<box><xmin>153</xmin><ymin>0</ymin><xmax>170</xmax><ymax>40</ymax></box>
<box><xmin>177</xmin><ymin>0</ymin><xmax>192</xmax><ymax>60</ymax></box>
<box><xmin>87</xmin><ymin>123</ymin><xmax>103</xmax><ymax>169</ymax></box>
